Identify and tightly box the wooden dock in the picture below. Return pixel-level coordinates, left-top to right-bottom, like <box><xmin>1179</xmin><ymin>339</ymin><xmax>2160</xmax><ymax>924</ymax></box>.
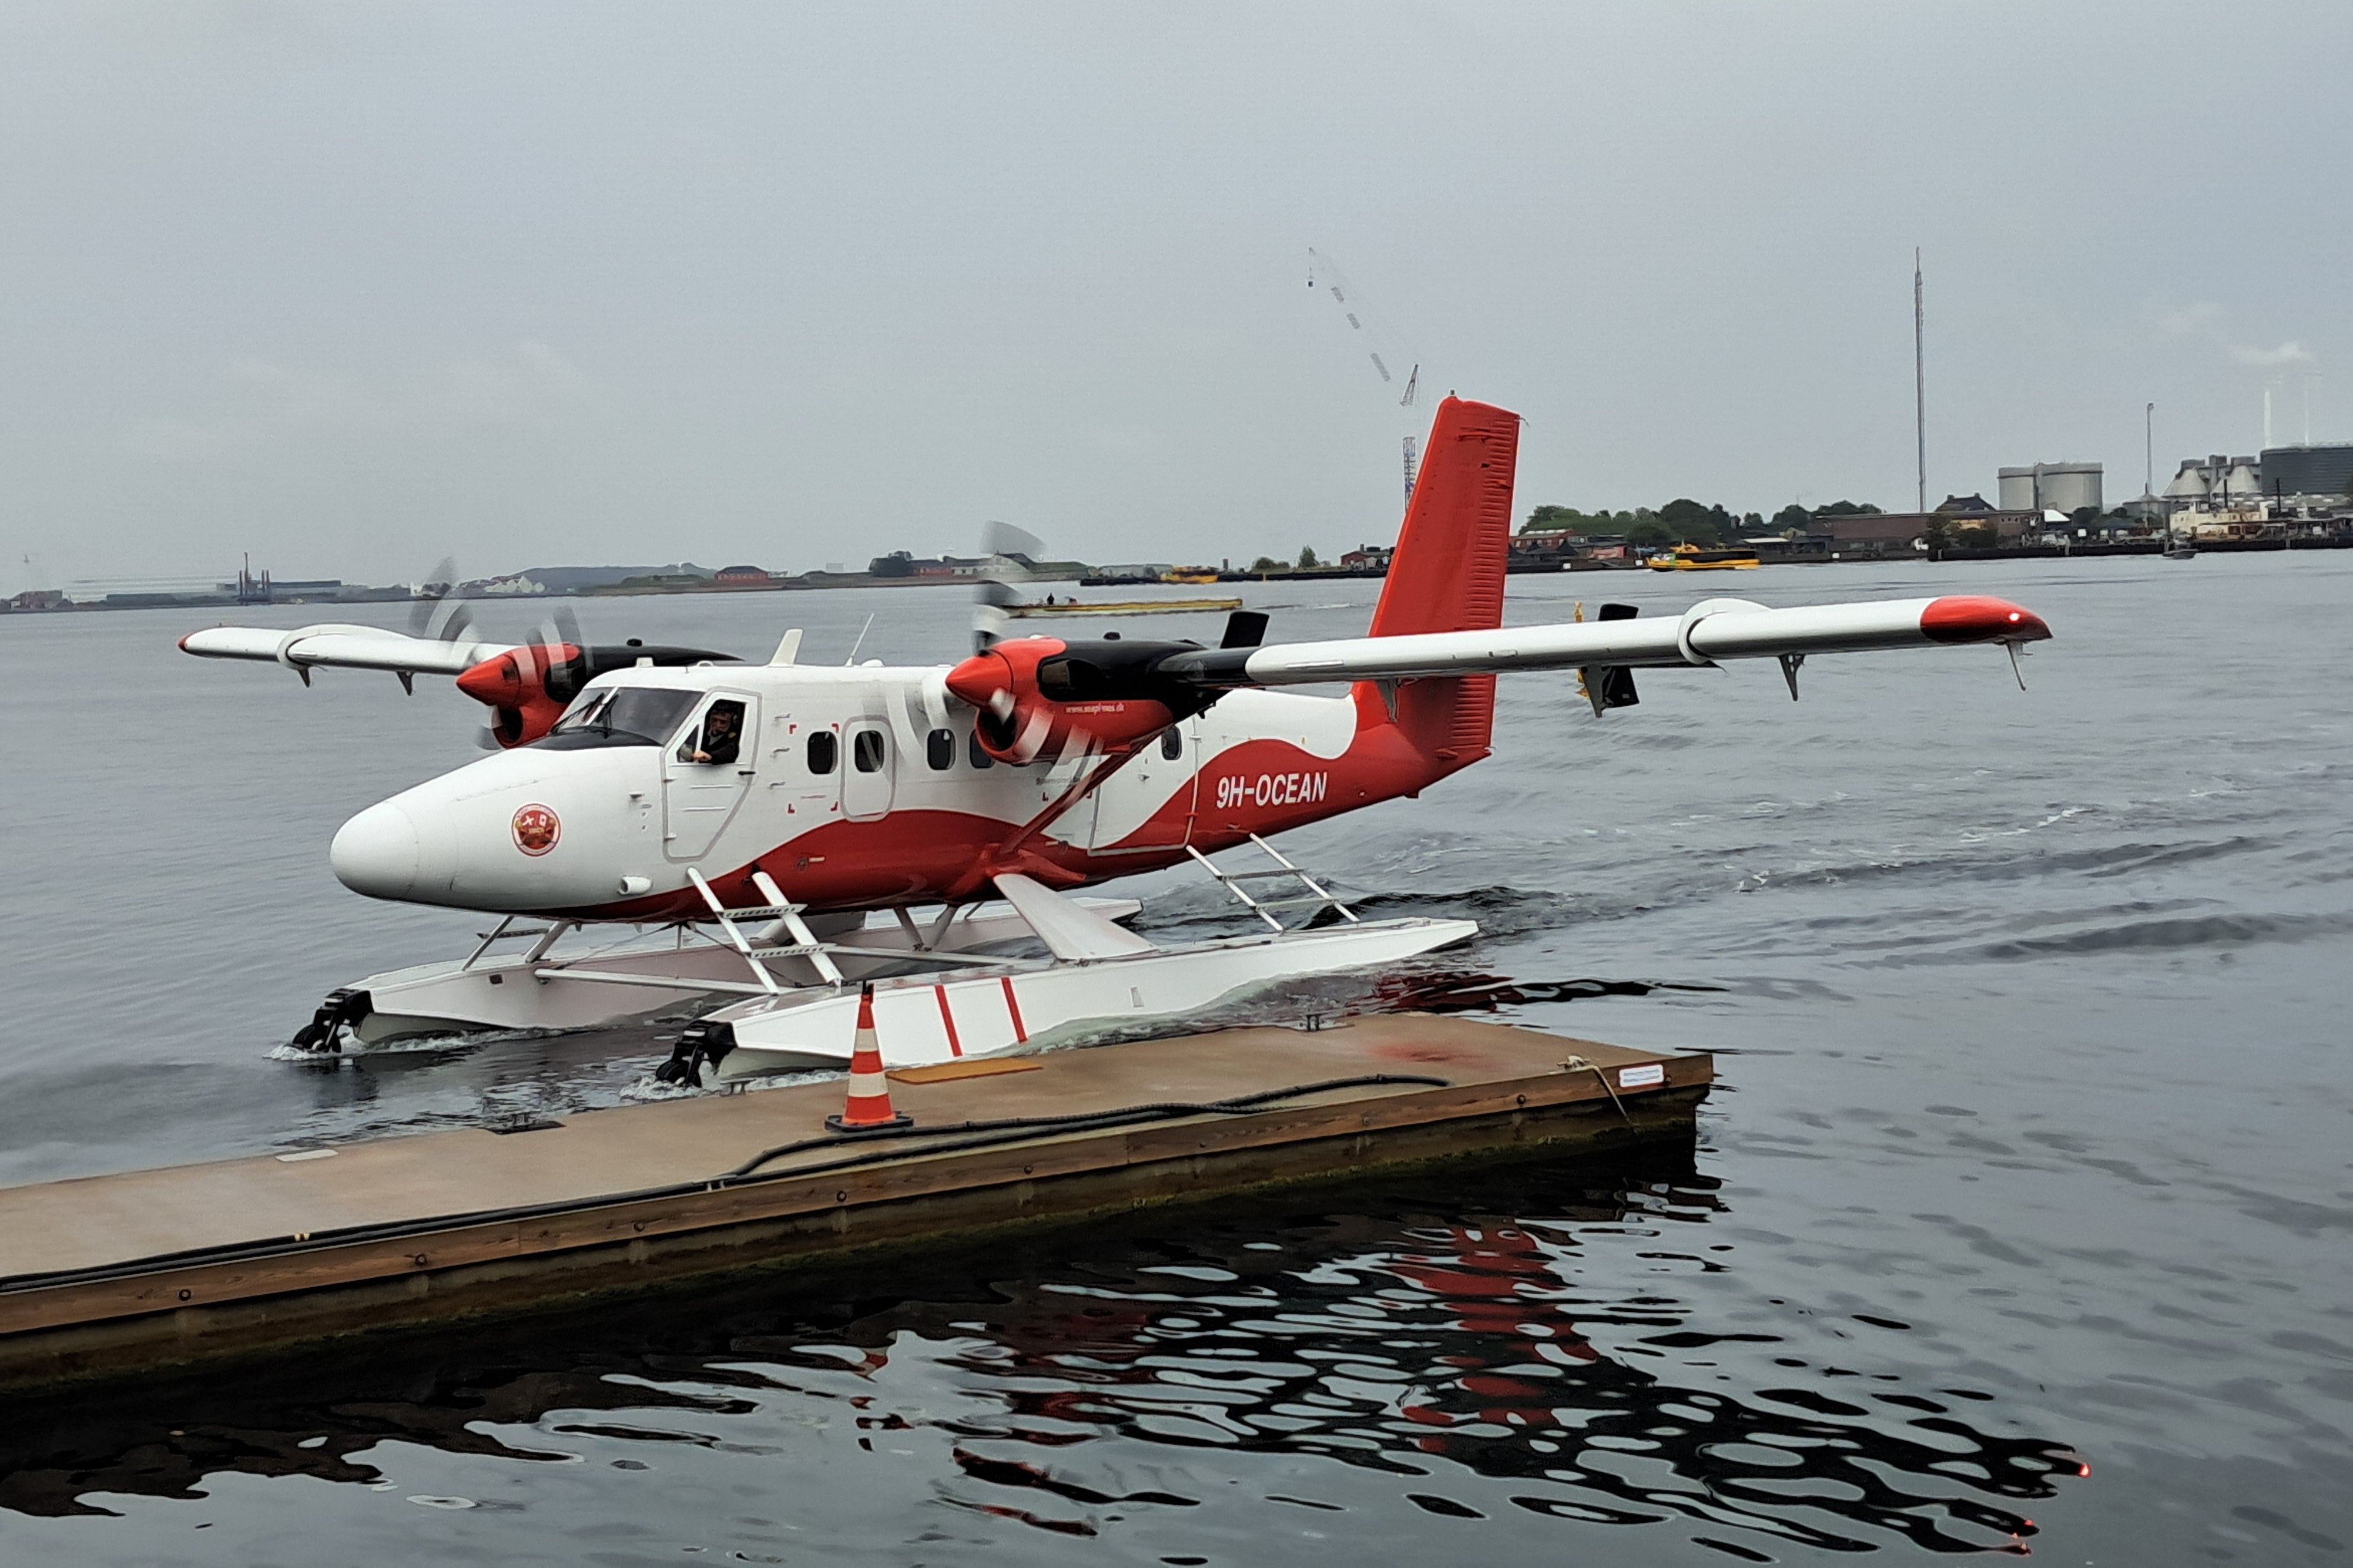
<box><xmin>0</xmin><ymin>1015</ymin><xmax>1710</xmax><ymax>1391</ymax></box>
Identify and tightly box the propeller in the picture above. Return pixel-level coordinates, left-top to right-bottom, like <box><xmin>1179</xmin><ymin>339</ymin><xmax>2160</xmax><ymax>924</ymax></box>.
<box><xmin>393</xmin><ymin>556</ymin><xmax>480</xmax><ymax>696</ymax></box>
<box><xmin>948</xmin><ymin>523</ymin><xmax>1273</xmax><ymax>766</ymax></box>
<box><xmin>972</xmin><ymin>521</ymin><xmax>1043</xmax><ymax>653</ymax></box>
<box><xmin>405</xmin><ymin>557</ymin><xmax>477</xmax><ymax>650</ymax></box>
<box><xmin>944</xmin><ymin>623</ymin><xmax>1272</xmax><ymax>767</ymax></box>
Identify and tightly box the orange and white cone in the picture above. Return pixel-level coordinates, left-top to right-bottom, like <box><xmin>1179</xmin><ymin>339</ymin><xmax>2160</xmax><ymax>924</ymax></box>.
<box><xmin>826</xmin><ymin>983</ymin><xmax>913</xmax><ymax>1133</ymax></box>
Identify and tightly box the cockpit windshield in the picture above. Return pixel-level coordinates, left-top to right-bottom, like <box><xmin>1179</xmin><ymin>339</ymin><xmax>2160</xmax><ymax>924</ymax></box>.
<box><xmin>537</xmin><ymin>686</ymin><xmax>702</xmax><ymax>749</ymax></box>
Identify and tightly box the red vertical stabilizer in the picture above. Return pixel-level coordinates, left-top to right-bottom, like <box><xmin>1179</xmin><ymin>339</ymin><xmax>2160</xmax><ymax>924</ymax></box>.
<box><xmin>1362</xmin><ymin>397</ymin><xmax>1521</xmax><ymax>765</ymax></box>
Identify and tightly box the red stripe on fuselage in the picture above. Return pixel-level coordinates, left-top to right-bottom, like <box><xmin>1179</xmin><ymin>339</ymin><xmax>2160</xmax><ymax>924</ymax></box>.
<box><xmin>541</xmin><ymin>699</ymin><xmax>1482</xmax><ymax>922</ymax></box>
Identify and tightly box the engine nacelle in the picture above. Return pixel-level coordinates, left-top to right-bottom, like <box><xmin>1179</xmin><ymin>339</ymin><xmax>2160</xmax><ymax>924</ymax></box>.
<box><xmin>454</xmin><ymin>643</ymin><xmax>582</xmax><ymax>748</ymax></box>
<box><xmin>455</xmin><ymin>639</ymin><xmax>743</xmax><ymax>748</ymax></box>
<box><xmin>946</xmin><ymin>639</ymin><xmax>1186</xmax><ymax>765</ymax></box>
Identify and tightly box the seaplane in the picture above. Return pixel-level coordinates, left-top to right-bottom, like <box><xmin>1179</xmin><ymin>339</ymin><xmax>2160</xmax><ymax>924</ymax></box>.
<box><xmin>180</xmin><ymin>398</ymin><xmax>2051</xmax><ymax>1085</ymax></box>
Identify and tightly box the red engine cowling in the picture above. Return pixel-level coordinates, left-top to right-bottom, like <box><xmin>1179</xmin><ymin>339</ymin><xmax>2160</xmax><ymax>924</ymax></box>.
<box><xmin>945</xmin><ymin>639</ymin><xmax>1181</xmax><ymax>765</ymax></box>
<box><xmin>454</xmin><ymin>643</ymin><xmax>582</xmax><ymax>748</ymax></box>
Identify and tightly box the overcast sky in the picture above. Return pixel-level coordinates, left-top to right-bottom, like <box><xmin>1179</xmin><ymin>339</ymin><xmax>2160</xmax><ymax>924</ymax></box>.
<box><xmin>3</xmin><ymin>1</ymin><xmax>2345</xmax><ymax>590</ymax></box>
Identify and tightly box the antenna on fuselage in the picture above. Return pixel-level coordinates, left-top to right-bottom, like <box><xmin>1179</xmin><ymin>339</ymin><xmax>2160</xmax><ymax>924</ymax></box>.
<box><xmin>843</xmin><ymin>614</ymin><xmax>875</xmax><ymax>666</ymax></box>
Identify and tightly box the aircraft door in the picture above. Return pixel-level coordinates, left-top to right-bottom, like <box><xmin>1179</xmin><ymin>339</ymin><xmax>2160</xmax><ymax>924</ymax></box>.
<box><xmin>1099</xmin><ymin>714</ymin><xmax>1199</xmax><ymax>851</ymax></box>
<box><xmin>1158</xmin><ymin>713</ymin><xmax>1203</xmax><ymax>847</ymax></box>
<box><xmin>842</xmin><ymin>718</ymin><xmax>896</xmax><ymax>821</ymax></box>
<box><xmin>663</xmin><ymin>693</ymin><xmax>758</xmax><ymax>862</ymax></box>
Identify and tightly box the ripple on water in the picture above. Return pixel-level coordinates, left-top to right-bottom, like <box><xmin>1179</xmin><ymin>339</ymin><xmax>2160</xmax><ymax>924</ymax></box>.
<box><xmin>0</xmin><ymin>1157</ymin><xmax>2084</xmax><ymax>1557</ymax></box>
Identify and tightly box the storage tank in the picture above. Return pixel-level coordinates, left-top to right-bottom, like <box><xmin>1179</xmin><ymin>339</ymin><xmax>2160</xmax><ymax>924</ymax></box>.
<box><xmin>2258</xmin><ymin>444</ymin><xmax>2353</xmax><ymax>500</ymax></box>
<box><xmin>1997</xmin><ymin>462</ymin><xmax>2104</xmax><ymax>515</ymax></box>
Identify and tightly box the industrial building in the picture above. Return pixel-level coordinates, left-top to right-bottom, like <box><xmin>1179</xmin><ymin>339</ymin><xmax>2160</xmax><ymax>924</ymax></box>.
<box><xmin>2164</xmin><ymin>454</ymin><xmax>2264</xmax><ymax>510</ymax></box>
<box><xmin>2255</xmin><ymin>444</ymin><xmax>2353</xmax><ymax>502</ymax></box>
<box><xmin>2158</xmin><ymin>445</ymin><xmax>2353</xmax><ymax>539</ymax></box>
<box><xmin>1997</xmin><ymin>462</ymin><xmax>2103</xmax><ymax>516</ymax></box>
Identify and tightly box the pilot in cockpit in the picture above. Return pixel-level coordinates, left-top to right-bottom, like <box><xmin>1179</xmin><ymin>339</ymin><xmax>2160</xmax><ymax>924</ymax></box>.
<box><xmin>685</xmin><ymin>700</ymin><xmax>744</xmax><ymax>765</ymax></box>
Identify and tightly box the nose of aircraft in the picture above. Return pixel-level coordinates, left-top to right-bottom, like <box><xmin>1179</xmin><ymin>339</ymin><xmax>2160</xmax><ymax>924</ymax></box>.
<box><xmin>331</xmin><ymin>801</ymin><xmax>422</xmax><ymax>900</ymax></box>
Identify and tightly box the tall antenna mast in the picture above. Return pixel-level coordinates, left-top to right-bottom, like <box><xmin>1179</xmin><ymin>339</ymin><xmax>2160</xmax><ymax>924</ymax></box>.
<box><xmin>1913</xmin><ymin>249</ymin><xmax>1926</xmax><ymax>515</ymax></box>
<box><xmin>1307</xmin><ymin>248</ymin><xmax>1428</xmax><ymax>515</ymax></box>
<box><xmin>1399</xmin><ymin>363</ymin><xmax>1420</xmax><ymax>503</ymax></box>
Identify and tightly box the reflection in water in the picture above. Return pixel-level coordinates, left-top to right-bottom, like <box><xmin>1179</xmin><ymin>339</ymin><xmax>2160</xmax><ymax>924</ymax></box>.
<box><xmin>0</xmin><ymin>1151</ymin><xmax>2082</xmax><ymax>1556</ymax></box>
<box><xmin>1369</xmin><ymin>968</ymin><xmax>1729</xmax><ymax>1013</ymax></box>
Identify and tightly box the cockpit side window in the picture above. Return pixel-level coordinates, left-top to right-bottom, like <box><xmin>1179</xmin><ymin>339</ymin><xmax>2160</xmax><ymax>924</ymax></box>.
<box><xmin>540</xmin><ymin>686</ymin><xmax>701</xmax><ymax>750</ymax></box>
<box><xmin>678</xmin><ymin>699</ymin><xmax>747</xmax><ymax>765</ymax></box>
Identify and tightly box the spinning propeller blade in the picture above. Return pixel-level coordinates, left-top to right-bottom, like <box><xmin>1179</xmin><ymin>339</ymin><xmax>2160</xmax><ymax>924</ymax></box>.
<box><xmin>972</xmin><ymin>521</ymin><xmax>1044</xmax><ymax>653</ymax></box>
<box><xmin>406</xmin><ymin>557</ymin><xmax>475</xmax><ymax>648</ymax></box>
<box><xmin>445</xmin><ymin>589</ymin><xmax>741</xmax><ymax>749</ymax></box>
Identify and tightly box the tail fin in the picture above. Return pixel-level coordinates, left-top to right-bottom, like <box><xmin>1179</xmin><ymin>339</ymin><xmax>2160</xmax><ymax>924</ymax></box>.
<box><xmin>1364</xmin><ymin>397</ymin><xmax>1520</xmax><ymax>764</ymax></box>
<box><xmin>1370</xmin><ymin>397</ymin><xmax>1520</xmax><ymax>637</ymax></box>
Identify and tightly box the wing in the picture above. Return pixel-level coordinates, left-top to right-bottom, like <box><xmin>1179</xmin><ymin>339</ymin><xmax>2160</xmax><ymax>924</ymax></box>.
<box><xmin>179</xmin><ymin>623</ymin><xmax>518</xmax><ymax>679</ymax></box>
<box><xmin>1157</xmin><ymin>595</ymin><xmax>2049</xmax><ymax>687</ymax></box>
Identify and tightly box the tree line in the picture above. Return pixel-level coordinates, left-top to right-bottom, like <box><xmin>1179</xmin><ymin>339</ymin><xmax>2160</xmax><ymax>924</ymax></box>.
<box><xmin>1248</xmin><ymin>547</ymin><xmax>1325</xmax><ymax>572</ymax></box>
<box><xmin>1521</xmin><ymin>500</ymin><xmax>1883</xmax><ymax>546</ymax></box>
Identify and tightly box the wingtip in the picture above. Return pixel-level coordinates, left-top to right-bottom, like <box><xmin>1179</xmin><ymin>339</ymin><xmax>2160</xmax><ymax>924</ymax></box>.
<box><xmin>1922</xmin><ymin>595</ymin><xmax>2052</xmax><ymax>646</ymax></box>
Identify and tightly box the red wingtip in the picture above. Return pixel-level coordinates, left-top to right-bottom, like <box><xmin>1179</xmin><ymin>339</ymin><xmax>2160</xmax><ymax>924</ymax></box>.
<box><xmin>1921</xmin><ymin>595</ymin><xmax>2052</xmax><ymax>646</ymax></box>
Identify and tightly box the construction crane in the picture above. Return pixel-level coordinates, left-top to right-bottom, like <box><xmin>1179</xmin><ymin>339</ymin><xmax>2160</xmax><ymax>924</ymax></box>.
<box><xmin>1306</xmin><ymin>249</ymin><xmax>1424</xmax><ymax>506</ymax></box>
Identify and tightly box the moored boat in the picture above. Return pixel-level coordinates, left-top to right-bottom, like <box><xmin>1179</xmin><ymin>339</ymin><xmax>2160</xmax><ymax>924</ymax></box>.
<box><xmin>1644</xmin><ymin>543</ymin><xmax>1761</xmax><ymax>571</ymax></box>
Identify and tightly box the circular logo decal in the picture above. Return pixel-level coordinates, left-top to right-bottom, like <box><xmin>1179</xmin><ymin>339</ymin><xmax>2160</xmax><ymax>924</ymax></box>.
<box><xmin>512</xmin><ymin>803</ymin><xmax>561</xmax><ymax>857</ymax></box>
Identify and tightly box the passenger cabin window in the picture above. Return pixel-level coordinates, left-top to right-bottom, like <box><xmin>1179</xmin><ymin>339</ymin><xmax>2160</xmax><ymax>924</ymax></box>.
<box><xmin>926</xmin><ymin>728</ymin><xmax>954</xmax><ymax>770</ymax></box>
<box><xmin>679</xmin><ymin>699</ymin><xmax>746</xmax><ymax>765</ymax></box>
<box><xmin>853</xmin><ymin>729</ymin><xmax>886</xmax><ymax>773</ymax></box>
<box><xmin>806</xmin><ymin>731</ymin><xmax>838</xmax><ymax>774</ymax></box>
<box><xmin>967</xmin><ymin>728</ymin><xmax>994</xmax><ymax>769</ymax></box>
<box><xmin>1160</xmin><ymin>726</ymin><xmax>1182</xmax><ymax>761</ymax></box>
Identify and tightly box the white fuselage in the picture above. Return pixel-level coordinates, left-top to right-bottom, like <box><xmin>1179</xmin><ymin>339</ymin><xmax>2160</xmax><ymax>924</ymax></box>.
<box><xmin>331</xmin><ymin>660</ymin><xmax>1376</xmax><ymax>919</ymax></box>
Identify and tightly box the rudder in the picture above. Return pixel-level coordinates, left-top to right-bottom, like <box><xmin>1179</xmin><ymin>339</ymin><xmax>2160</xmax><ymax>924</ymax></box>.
<box><xmin>1370</xmin><ymin>397</ymin><xmax>1521</xmax><ymax>638</ymax></box>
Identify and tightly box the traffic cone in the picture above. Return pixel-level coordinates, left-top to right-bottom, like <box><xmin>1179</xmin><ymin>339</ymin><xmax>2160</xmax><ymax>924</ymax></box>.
<box><xmin>826</xmin><ymin>983</ymin><xmax>913</xmax><ymax>1133</ymax></box>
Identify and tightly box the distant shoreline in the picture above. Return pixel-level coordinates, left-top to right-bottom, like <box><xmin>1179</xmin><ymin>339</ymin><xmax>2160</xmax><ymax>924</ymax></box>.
<box><xmin>10</xmin><ymin>532</ymin><xmax>2350</xmax><ymax>615</ymax></box>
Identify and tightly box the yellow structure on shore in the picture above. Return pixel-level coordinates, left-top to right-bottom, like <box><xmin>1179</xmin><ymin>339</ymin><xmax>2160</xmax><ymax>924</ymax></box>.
<box><xmin>1007</xmin><ymin>596</ymin><xmax>1242</xmax><ymax>618</ymax></box>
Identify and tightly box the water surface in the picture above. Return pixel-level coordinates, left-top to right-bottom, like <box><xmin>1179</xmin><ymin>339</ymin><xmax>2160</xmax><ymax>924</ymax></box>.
<box><xmin>0</xmin><ymin>555</ymin><xmax>2345</xmax><ymax>1562</ymax></box>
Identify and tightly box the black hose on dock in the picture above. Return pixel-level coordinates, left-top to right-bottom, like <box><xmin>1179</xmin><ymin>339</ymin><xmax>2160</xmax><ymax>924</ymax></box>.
<box><xmin>719</xmin><ymin>1073</ymin><xmax>1458</xmax><ymax>1179</ymax></box>
<box><xmin>0</xmin><ymin>1076</ymin><xmax>1453</xmax><ymax>1297</ymax></box>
